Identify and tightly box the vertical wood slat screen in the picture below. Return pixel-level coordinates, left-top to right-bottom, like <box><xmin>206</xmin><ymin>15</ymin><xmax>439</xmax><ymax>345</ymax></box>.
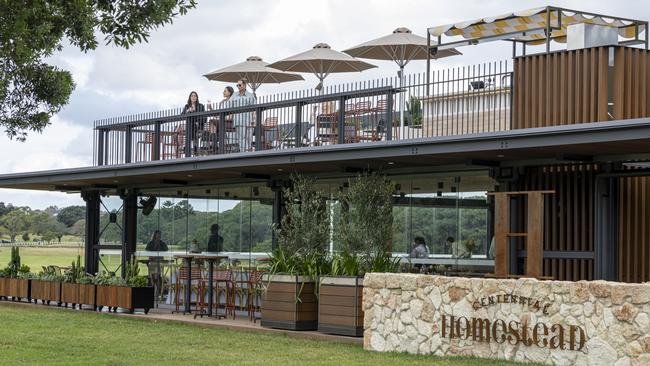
<box><xmin>512</xmin><ymin>46</ymin><xmax>650</xmax><ymax>129</ymax></box>
<box><xmin>518</xmin><ymin>165</ymin><xmax>596</xmax><ymax>281</ymax></box>
<box><xmin>618</xmin><ymin>176</ymin><xmax>650</xmax><ymax>283</ymax></box>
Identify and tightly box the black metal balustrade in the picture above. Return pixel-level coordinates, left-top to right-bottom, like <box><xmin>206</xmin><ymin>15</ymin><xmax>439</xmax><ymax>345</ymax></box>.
<box><xmin>93</xmin><ymin>61</ymin><xmax>512</xmax><ymax>166</ymax></box>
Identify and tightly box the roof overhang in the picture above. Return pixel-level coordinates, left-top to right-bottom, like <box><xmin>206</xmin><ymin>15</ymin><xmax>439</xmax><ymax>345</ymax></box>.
<box><xmin>2</xmin><ymin>118</ymin><xmax>650</xmax><ymax>192</ymax></box>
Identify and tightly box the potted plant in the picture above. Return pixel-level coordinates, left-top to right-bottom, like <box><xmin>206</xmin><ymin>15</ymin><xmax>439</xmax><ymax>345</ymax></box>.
<box><xmin>61</xmin><ymin>256</ymin><xmax>96</xmax><ymax>309</ymax></box>
<box><xmin>261</xmin><ymin>175</ymin><xmax>331</xmax><ymax>331</ymax></box>
<box><xmin>95</xmin><ymin>257</ymin><xmax>153</xmax><ymax>314</ymax></box>
<box><xmin>0</xmin><ymin>247</ymin><xmax>31</xmax><ymax>301</ymax></box>
<box><xmin>30</xmin><ymin>266</ymin><xmax>64</xmax><ymax>305</ymax></box>
<box><xmin>319</xmin><ymin>172</ymin><xmax>398</xmax><ymax>336</ymax></box>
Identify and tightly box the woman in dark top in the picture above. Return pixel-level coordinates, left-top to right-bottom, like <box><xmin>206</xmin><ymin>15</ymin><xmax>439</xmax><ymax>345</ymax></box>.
<box><xmin>146</xmin><ymin>230</ymin><xmax>168</xmax><ymax>251</ymax></box>
<box><xmin>182</xmin><ymin>91</ymin><xmax>206</xmax><ymax>154</ymax></box>
<box><xmin>207</xmin><ymin>223</ymin><xmax>224</xmax><ymax>252</ymax></box>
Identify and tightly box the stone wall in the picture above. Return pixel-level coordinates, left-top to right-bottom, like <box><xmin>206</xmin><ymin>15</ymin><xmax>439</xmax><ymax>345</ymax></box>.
<box><xmin>363</xmin><ymin>274</ymin><xmax>650</xmax><ymax>366</ymax></box>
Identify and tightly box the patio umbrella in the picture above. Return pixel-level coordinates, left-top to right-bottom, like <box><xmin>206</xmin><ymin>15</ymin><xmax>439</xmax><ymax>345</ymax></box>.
<box><xmin>343</xmin><ymin>27</ymin><xmax>461</xmax><ymax>129</ymax></box>
<box><xmin>203</xmin><ymin>56</ymin><xmax>304</xmax><ymax>95</ymax></box>
<box><xmin>267</xmin><ymin>43</ymin><xmax>376</xmax><ymax>92</ymax></box>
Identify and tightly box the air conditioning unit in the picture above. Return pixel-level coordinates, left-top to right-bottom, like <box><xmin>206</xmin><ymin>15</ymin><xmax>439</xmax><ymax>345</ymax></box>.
<box><xmin>567</xmin><ymin>23</ymin><xmax>618</xmax><ymax>51</ymax></box>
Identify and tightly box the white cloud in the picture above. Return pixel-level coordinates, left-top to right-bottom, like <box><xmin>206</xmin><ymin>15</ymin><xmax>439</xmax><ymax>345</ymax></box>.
<box><xmin>1</xmin><ymin>0</ymin><xmax>648</xmax><ymax>209</ymax></box>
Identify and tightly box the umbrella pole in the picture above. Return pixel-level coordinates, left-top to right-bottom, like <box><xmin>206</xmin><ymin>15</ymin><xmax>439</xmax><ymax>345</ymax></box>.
<box><xmin>399</xmin><ymin>65</ymin><xmax>405</xmax><ymax>135</ymax></box>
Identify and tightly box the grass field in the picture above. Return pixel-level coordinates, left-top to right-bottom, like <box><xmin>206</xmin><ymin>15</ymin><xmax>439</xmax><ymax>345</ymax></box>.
<box><xmin>0</xmin><ymin>303</ymin><xmax>537</xmax><ymax>366</ymax></box>
<box><xmin>0</xmin><ymin>247</ymin><xmax>122</xmax><ymax>274</ymax></box>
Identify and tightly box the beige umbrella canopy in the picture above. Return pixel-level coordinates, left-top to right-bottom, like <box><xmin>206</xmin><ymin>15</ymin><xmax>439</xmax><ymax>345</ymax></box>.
<box><xmin>268</xmin><ymin>43</ymin><xmax>376</xmax><ymax>90</ymax></box>
<box><xmin>203</xmin><ymin>56</ymin><xmax>304</xmax><ymax>94</ymax></box>
<box><xmin>343</xmin><ymin>27</ymin><xmax>460</xmax><ymax>66</ymax></box>
<box><xmin>344</xmin><ymin>27</ymin><xmax>461</xmax><ymax>128</ymax></box>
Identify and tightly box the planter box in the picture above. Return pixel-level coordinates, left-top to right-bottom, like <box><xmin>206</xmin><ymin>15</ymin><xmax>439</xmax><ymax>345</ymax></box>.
<box><xmin>0</xmin><ymin>278</ymin><xmax>30</xmax><ymax>301</ymax></box>
<box><xmin>318</xmin><ymin>276</ymin><xmax>364</xmax><ymax>337</ymax></box>
<box><xmin>61</xmin><ymin>283</ymin><xmax>96</xmax><ymax>309</ymax></box>
<box><xmin>30</xmin><ymin>280</ymin><xmax>61</xmax><ymax>305</ymax></box>
<box><xmin>261</xmin><ymin>275</ymin><xmax>317</xmax><ymax>331</ymax></box>
<box><xmin>95</xmin><ymin>285</ymin><xmax>154</xmax><ymax>314</ymax></box>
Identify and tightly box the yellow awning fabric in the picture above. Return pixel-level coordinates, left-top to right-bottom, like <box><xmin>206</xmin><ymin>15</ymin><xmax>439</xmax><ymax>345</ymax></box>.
<box><xmin>429</xmin><ymin>6</ymin><xmax>645</xmax><ymax>45</ymax></box>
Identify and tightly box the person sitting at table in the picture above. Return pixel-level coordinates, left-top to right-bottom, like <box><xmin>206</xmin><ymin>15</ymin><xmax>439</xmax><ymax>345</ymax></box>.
<box><xmin>230</xmin><ymin>79</ymin><xmax>256</xmax><ymax>151</ymax></box>
<box><xmin>409</xmin><ymin>236</ymin><xmax>429</xmax><ymax>258</ymax></box>
<box><xmin>146</xmin><ymin>230</ymin><xmax>168</xmax><ymax>251</ymax></box>
<box><xmin>452</xmin><ymin>238</ymin><xmax>473</xmax><ymax>259</ymax></box>
<box><xmin>207</xmin><ymin>223</ymin><xmax>224</xmax><ymax>252</ymax></box>
<box><xmin>190</xmin><ymin>239</ymin><xmax>202</xmax><ymax>254</ymax></box>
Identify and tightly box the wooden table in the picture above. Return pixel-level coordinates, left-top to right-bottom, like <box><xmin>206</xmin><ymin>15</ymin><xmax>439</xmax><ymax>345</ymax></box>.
<box><xmin>194</xmin><ymin>255</ymin><xmax>228</xmax><ymax>319</ymax></box>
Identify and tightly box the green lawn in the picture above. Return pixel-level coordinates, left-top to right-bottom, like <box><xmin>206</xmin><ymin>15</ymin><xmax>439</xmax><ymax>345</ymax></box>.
<box><xmin>0</xmin><ymin>247</ymin><xmax>122</xmax><ymax>274</ymax></box>
<box><xmin>0</xmin><ymin>303</ymin><xmax>537</xmax><ymax>366</ymax></box>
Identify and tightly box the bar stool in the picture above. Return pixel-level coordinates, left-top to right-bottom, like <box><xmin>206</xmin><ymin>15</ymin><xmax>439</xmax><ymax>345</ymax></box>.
<box><xmin>247</xmin><ymin>269</ymin><xmax>267</xmax><ymax>322</ymax></box>
<box><xmin>231</xmin><ymin>267</ymin><xmax>254</xmax><ymax>319</ymax></box>
<box><xmin>198</xmin><ymin>268</ymin><xmax>232</xmax><ymax>318</ymax></box>
<box><xmin>174</xmin><ymin>265</ymin><xmax>203</xmax><ymax>313</ymax></box>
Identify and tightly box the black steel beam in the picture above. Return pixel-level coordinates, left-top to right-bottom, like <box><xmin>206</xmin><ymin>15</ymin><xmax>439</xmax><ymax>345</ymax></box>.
<box><xmin>4</xmin><ymin>118</ymin><xmax>650</xmax><ymax>189</ymax></box>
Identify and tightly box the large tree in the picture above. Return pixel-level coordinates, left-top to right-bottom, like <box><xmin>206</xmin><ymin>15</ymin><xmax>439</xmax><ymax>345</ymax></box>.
<box><xmin>0</xmin><ymin>208</ymin><xmax>30</xmax><ymax>242</ymax></box>
<box><xmin>57</xmin><ymin>205</ymin><xmax>86</xmax><ymax>227</ymax></box>
<box><xmin>0</xmin><ymin>0</ymin><xmax>197</xmax><ymax>140</ymax></box>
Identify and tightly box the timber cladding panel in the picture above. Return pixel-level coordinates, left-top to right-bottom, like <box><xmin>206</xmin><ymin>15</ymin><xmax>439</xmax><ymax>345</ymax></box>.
<box><xmin>318</xmin><ymin>279</ymin><xmax>364</xmax><ymax>337</ymax></box>
<box><xmin>618</xmin><ymin>176</ymin><xmax>650</xmax><ymax>283</ymax></box>
<box><xmin>512</xmin><ymin>46</ymin><xmax>650</xmax><ymax>128</ymax></box>
<box><xmin>261</xmin><ymin>280</ymin><xmax>318</xmax><ymax>330</ymax></box>
<box><xmin>518</xmin><ymin>165</ymin><xmax>596</xmax><ymax>281</ymax></box>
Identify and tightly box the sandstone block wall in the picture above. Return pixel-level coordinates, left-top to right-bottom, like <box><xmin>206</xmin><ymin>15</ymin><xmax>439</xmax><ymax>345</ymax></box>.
<box><xmin>363</xmin><ymin>274</ymin><xmax>650</xmax><ymax>366</ymax></box>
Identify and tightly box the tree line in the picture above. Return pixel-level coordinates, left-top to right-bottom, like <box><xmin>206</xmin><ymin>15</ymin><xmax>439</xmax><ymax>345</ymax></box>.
<box><xmin>0</xmin><ymin>203</ymin><xmax>85</xmax><ymax>243</ymax></box>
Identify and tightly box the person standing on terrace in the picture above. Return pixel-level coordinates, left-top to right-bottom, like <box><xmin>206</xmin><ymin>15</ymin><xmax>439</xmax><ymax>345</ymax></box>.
<box><xmin>230</xmin><ymin>79</ymin><xmax>256</xmax><ymax>151</ymax></box>
<box><xmin>182</xmin><ymin>91</ymin><xmax>206</xmax><ymax>154</ymax></box>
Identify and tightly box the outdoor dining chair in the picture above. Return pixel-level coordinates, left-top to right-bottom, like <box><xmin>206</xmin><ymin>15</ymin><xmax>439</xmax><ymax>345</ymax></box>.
<box><xmin>197</xmin><ymin>268</ymin><xmax>233</xmax><ymax>318</ymax></box>
<box><xmin>247</xmin><ymin>269</ymin><xmax>267</xmax><ymax>322</ymax></box>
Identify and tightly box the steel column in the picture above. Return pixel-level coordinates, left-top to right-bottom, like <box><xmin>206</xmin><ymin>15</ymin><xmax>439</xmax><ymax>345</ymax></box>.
<box><xmin>594</xmin><ymin>176</ymin><xmax>619</xmax><ymax>280</ymax></box>
<box><xmin>97</xmin><ymin>130</ymin><xmax>105</xmax><ymax>166</ymax></box>
<box><xmin>255</xmin><ymin>107</ymin><xmax>263</xmax><ymax>151</ymax></box>
<box><xmin>294</xmin><ymin>103</ymin><xmax>303</xmax><ymax>148</ymax></box>
<box><xmin>82</xmin><ymin>191</ymin><xmax>100</xmax><ymax>275</ymax></box>
<box><xmin>337</xmin><ymin>96</ymin><xmax>346</xmax><ymax>144</ymax></box>
<box><xmin>121</xmin><ymin>190</ymin><xmax>138</xmax><ymax>278</ymax></box>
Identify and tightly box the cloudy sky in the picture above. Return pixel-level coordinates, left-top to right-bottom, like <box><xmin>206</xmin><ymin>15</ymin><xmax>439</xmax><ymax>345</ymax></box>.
<box><xmin>1</xmin><ymin>0</ymin><xmax>648</xmax><ymax>209</ymax></box>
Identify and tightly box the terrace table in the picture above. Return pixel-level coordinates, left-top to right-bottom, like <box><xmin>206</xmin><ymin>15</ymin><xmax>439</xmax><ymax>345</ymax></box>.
<box><xmin>194</xmin><ymin>255</ymin><xmax>228</xmax><ymax>319</ymax></box>
<box><xmin>174</xmin><ymin>254</ymin><xmax>195</xmax><ymax>314</ymax></box>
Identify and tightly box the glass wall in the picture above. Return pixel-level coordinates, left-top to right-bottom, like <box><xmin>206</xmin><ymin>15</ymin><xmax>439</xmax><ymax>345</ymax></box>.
<box><xmin>390</xmin><ymin>173</ymin><xmax>494</xmax><ymax>274</ymax></box>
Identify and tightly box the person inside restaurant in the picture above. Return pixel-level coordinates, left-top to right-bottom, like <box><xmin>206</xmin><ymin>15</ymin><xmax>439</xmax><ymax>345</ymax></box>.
<box><xmin>146</xmin><ymin>230</ymin><xmax>168</xmax><ymax>293</ymax></box>
<box><xmin>207</xmin><ymin>223</ymin><xmax>224</xmax><ymax>252</ymax></box>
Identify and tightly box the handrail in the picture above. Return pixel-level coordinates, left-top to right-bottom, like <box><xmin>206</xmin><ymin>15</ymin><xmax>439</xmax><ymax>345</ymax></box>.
<box><xmin>95</xmin><ymin>86</ymin><xmax>399</xmax><ymax>131</ymax></box>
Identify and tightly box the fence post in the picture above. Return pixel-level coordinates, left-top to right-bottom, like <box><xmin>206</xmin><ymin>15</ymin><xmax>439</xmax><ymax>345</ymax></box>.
<box><xmin>97</xmin><ymin>129</ymin><xmax>105</xmax><ymax>166</ymax></box>
<box><xmin>255</xmin><ymin>107</ymin><xmax>263</xmax><ymax>151</ymax></box>
<box><xmin>218</xmin><ymin>112</ymin><xmax>226</xmax><ymax>154</ymax></box>
<box><xmin>153</xmin><ymin>121</ymin><xmax>161</xmax><ymax>160</ymax></box>
<box><xmin>185</xmin><ymin>116</ymin><xmax>193</xmax><ymax>158</ymax></box>
<box><xmin>295</xmin><ymin>102</ymin><xmax>302</xmax><ymax>147</ymax></box>
<box><xmin>337</xmin><ymin>95</ymin><xmax>346</xmax><ymax>144</ymax></box>
<box><xmin>386</xmin><ymin>90</ymin><xmax>394</xmax><ymax>141</ymax></box>
<box><xmin>125</xmin><ymin>125</ymin><xmax>132</xmax><ymax>163</ymax></box>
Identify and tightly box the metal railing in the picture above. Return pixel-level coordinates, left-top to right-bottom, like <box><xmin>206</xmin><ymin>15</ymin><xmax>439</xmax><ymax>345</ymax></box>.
<box><xmin>93</xmin><ymin>61</ymin><xmax>512</xmax><ymax>166</ymax></box>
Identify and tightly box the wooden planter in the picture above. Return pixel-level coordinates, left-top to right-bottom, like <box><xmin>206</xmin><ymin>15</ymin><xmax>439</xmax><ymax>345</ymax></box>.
<box><xmin>61</xmin><ymin>283</ymin><xmax>96</xmax><ymax>309</ymax></box>
<box><xmin>0</xmin><ymin>277</ymin><xmax>7</xmax><ymax>298</ymax></box>
<box><xmin>30</xmin><ymin>280</ymin><xmax>61</xmax><ymax>305</ymax></box>
<box><xmin>95</xmin><ymin>285</ymin><xmax>154</xmax><ymax>314</ymax></box>
<box><xmin>318</xmin><ymin>276</ymin><xmax>364</xmax><ymax>337</ymax></box>
<box><xmin>0</xmin><ymin>278</ymin><xmax>30</xmax><ymax>301</ymax></box>
<box><xmin>261</xmin><ymin>275</ymin><xmax>318</xmax><ymax>331</ymax></box>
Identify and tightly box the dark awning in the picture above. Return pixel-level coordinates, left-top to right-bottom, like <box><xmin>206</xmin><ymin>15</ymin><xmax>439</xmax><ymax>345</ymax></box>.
<box><xmin>1</xmin><ymin>118</ymin><xmax>650</xmax><ymax>192</ymax></box>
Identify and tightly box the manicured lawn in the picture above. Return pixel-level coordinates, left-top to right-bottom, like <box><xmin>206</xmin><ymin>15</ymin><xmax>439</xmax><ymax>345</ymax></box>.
<box><xmin>0</xmin><ymin>247</ymin><xmax>122</xmax><ymax>273</ymax></box>
<box><xmin>0</xmin><ymin>303</ymin><xmax>537</xmax><ymax>366</ymax></box>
